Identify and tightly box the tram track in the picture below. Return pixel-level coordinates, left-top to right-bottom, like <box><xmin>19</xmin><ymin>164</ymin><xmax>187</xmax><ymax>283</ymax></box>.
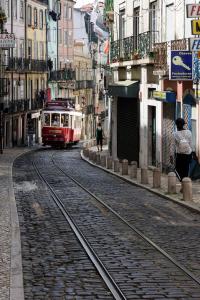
<box><xmin>32</xmin><ymin>160</ymin><xmax>126</xmax><ymax>300</ymax></box>
<box><xmin>49</xmin><ymin>154</ymin><xmax>200</xmax><ymax>288</ymax></box>
<box><xmin>20</xmin><ymin>148</ymin><xmax>200</xmax><ymax>299</ymax></box>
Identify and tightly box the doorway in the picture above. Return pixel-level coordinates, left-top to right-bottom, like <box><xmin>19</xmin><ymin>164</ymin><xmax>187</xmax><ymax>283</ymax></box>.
<box><xmin>148</xmin><ymin>106</ymin><xmax>156</xmax><ymax>166</ymax></box>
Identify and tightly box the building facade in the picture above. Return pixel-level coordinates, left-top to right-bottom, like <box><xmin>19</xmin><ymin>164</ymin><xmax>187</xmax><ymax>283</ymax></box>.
<box><xmin>107</xmin><ymin>0</ymin><xmax>200</xmax><ymax>170</ymax></box>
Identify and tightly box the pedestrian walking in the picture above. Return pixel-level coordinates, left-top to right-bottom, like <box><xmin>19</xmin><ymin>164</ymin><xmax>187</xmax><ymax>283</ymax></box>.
<box><xmin>170</xmin><ymin>118</ymin><xmax>194</xmax><ymax>181</ymax></box>
<box><xmin>96</xmin><ymin>123</ymin><xmax>104</xmax><ymax>152</ymax></box>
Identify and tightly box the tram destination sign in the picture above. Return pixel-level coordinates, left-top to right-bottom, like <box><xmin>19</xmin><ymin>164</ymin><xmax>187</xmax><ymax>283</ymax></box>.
<box><xmin>0</xmin><ymin>34</ymin><xmax>15</xmax><ymax>48</ymax></box>
<box><xmin>187</xmin><ymin>4</ymin><xmax>200</xmax><ymax>18</ymax></box>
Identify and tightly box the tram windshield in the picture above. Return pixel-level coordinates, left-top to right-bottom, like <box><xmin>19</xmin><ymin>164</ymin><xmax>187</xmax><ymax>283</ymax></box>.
<box><xmin>51</xmin><ymin>113</ymin><xmax>60</xmax><ymax>127</ymax></box>
<box><xmin>61</xmin><ymin>114</ymin><xmax>69</xmax><ymax>127</ymax></box>
<box><xmin>44</xmin><ymin>113</ymin><xmax>50</xmax><ymax>126</ymax></box>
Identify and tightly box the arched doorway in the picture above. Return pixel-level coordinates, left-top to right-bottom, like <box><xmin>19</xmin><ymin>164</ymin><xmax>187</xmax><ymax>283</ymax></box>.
<box><xmin>183</xmin><ymin>93</ymin><xmax>196</xmax><ymax>150</ymax></box>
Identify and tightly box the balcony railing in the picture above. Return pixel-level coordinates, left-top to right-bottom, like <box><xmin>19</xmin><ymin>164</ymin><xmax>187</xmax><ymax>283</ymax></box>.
<box><xmin>76</xmin><ymin>80</ymin><xmax>86</xmax><ymax>90</ymax></box>
<box><xmin>110</xmin><ymin>31</ymin><xmax>159</xmax><ymax>62</ymax></box>
<box><xmin>6</xmin><ymin>58</ymin><xmax>48</xmax><ymax>72</ymax></box>
<box><xmin>153</xmin><ymin>38</ymin><xmax>189</xmax><ymax>72</ymax></box>
<box><xmin>49</xmin><ymin>69</ymin><xmax>76</xmax><ymax>81</ymax></box>
<box><xmin>4</xmin><ymin>98</ymin><xmax>44</xmax><ymax>114</ymax></box>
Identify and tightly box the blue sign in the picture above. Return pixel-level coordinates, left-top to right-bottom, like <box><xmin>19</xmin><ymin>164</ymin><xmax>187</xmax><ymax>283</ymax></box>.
<box><xmin>170</xmin><ymin>50</ymin><xmax>193</xmax><ymax>80</ymax></box>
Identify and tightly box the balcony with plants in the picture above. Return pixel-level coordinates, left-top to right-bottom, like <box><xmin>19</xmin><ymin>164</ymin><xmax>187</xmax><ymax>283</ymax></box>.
<box><xmin>110</xmin><ymin>31</ymin><xmax>158</xmax><ymax>64</ymax></box>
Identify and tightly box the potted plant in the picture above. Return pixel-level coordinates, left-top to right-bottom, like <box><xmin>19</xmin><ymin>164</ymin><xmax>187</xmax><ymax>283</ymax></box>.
<box><xmin>132</xmin><ymin>50</ymin><xmax>140</xmax><ymax>60</ymax></box>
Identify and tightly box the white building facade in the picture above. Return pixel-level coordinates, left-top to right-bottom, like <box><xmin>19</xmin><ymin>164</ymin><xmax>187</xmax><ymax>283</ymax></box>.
<box><xmin>108</xmin><ymin>0</ymin><xmax>200</xmax><ymax>170</ymax></box>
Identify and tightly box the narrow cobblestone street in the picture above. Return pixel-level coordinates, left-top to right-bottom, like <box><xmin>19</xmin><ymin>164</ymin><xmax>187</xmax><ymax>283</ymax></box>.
<box><xmin>12</xmin><ymin>147</ymin><xmax>200</xmax><ymax>299</ymax></box>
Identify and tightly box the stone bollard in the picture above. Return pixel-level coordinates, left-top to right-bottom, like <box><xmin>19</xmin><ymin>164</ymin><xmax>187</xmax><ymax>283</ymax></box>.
<box><xmin>153</xmin><ymin>168</ymin><xmax>161</xmax><ymax>188</ymax></box>
<box><xmin>100</xmin><ymin>155</ymin><xmax>106</xmax><ymax>167</ymax></box>
<box><xmin>168</xmin><ymin>172</ymin><xmax>176</xmax><ymax>194</ymax></box>
<box><xmin>96</xmin><ymin>153</ymin><xmax>101</xmax><ymax>165</ymax></box>
<box><xmin>130</xmin><ymin>161</ymin><xmax>137</xmax><ymax>179</ymax></box>
<box><xmin>106</xmin><ymin>156</ymin><xmax>113</xmax><ymax>169</ymax></box>
<box><xmin>182</xmin><ymin>177</ymin><xmax>192</xmax><ymax>201</ymax></box>
<box><xmin>141</xmin><ymin>168</ymin><xmax>148</xmax><ymax>184</ymax></box>
<box><xmin>121</xmin><ymin>159</ymin><xmax>128</xmax><ymax>175</ymax></box>
<box><xmin>93</xmin><ymin>152</ymin><xmax>97</xmax><ymax>163</ymax></box>
<box><xmin>88</xmin><ymin>150</ymin><xmax>93</xmax><ymax>161</ymax></box>
<box><xmin>114</xmin><ymin>159</ymin><xmax>120</xmax><ymax>172</ymax></box>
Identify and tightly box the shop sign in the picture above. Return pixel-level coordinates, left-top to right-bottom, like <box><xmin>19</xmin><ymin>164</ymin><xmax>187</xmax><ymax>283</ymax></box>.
<box><xmin>152</xmin><ymin>91</ymin><xmax>176</xmax><ymax>103</ymax></box>
<box><xmin>189</xmin><ymin>38</ymin><xmax>200</xmax><ymax>51</ymax></box>
<box><xmin>191</xmin><ymin>20</ymin><xmax>200</xmax><ymax>35</ymax></box>
<box><xmin>0</xmin><ymin>33</ymin><xmax>15</xmax><ymax>48</ymax></box>
<box><xmin>187</xmin><ymin>4</ymin><xmax>200</xmax><ymax>18</ymax></box>
<box><xmin>170</xmin><ymin>51</ymin><xmax>193</xmax><ymax>80</ymax></box>
<box><xmin>31</xmin><ymin>112</ymin><xmax>40</xmax><ymax>119</ymax></box>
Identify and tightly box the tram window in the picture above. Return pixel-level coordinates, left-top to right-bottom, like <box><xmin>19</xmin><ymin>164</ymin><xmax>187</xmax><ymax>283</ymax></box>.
<box><xmin>51</xmin><ymin>113</ymin><xmax>60</xmax><ymax>127</ymax></box>
<box><xmin>61</xmin><ymin>114</ymin><xmax>69</xmax><ymax>127</ymax></box>
<box><xmin>44</xmin><ymin>113</ymin><xmax>50</xmax><ymax>126</ymax></box>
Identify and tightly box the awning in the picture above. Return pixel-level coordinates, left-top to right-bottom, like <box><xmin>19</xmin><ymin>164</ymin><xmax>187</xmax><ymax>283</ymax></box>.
<box><xmin>108</xmin><ymin>80</ymin><xmax>139</xmax><ymax>98</ymax></box>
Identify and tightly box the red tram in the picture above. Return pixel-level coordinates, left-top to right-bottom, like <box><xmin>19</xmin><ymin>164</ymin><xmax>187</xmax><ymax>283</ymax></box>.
<box><xmin>42</xmin><ymin>100</ymin><xmax>82</xmax><ymax>148</ymax></box>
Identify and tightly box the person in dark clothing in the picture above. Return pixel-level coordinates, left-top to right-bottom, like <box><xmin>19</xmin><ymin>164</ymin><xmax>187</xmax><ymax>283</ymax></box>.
<box><xmin>96</xmin><ymin>123</ymin><xmax>103</xmax><ymax>151</ymax></box>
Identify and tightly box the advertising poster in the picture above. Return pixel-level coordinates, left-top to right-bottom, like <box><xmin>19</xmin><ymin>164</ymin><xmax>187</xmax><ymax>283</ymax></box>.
<box><xmin>170</xmin><ymin>50</ymin><xmax>193</xmax><ymax>80</ymax></box>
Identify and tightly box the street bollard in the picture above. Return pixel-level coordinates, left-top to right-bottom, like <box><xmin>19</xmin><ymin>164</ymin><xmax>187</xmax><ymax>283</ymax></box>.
<box><xmin>168</xmin><ymin>172</ymin><xmax>176</xmax><ymax>194</ymax></box>
<box><xmin>141</xmin><ymin>168</ymin><xmax>148</xmax><ymax>184</ymax></box>
<box><xmin>182</xmin><ymin>177</ymin><xmax>192</xmax><ymax>201</ymax></box>
<box><xmin>93</xmin><ymin>152</ymin><xmax>97</xmax><ymax>163</ymax></box>
<box><xmin>114</xmin><ymin>159</ymin><xmax>120</xmax><ymax>172</ymax></box>
<box><xmin>106</xmin><ymin>156</ymin><xmax>113</xmax><ymax>169</ymax></box>
<box><xmin>153</xmin><ymin>168</ymin><xmax>161</xmax><ymax>188</ymax></box>
<box><xmin>96</xmin><ymin>153</ymin><xmax>100</xmax><ymax>165</ymax></box>
<box><xmin>130</xmin><ymin>161</ymin><xmax>137</xmax><ymax>179</ymax></box>
<box><xmin>121</xmin><ymin>159</ymin><xmax>128</xmax><ymax>175</ymax></box>
<box><xmin>100</xmin><ymin>155</ymin><xmax>106</xmax><ymax>167</ymax></box>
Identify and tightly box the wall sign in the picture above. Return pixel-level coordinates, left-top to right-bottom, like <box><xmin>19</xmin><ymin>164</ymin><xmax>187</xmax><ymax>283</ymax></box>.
<box><xmin>170</xmin><ymin>51</ymin><xmax>193</xmax><ymax>80</ymax></box>
<box><xmin>153</xmin><ymin>91</ymin><xmax>176</xmax><ymax>103</ymax></box>
<box><xmin>187</xmin><ymin>4</ymin><xmax>200</xmax><ymax>18</ymax></box>
<box><xmin>191</xmin><ymin>20</ymin><xmax>200</xmax><ymax>35</ymax></box>
<box><xmin>189</xmin><ymin>38</ymin><xmax>200</xmax><ymax>51</ymax></box>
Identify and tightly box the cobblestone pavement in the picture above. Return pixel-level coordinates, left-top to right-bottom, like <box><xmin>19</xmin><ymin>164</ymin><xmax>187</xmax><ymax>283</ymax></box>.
<box><xmin>0</xmin><ymin>147</ymin><xmax>38</xmax><ymax>300</ymax></box>
<box><xmin>13</xmin><ymin>148</ymin><xmax>200</xmax><ymax>299</ymax></box>
<box><xmin>13</xmin><ymin>151</ymin><xmax>114</xmax><ymax>300</ymax></box>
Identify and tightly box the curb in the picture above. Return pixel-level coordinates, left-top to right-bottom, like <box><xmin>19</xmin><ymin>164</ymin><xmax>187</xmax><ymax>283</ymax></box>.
<box><xmin>9</xmin><ymin>146</ymin><xmax>43</xmax><ymax>300</ymax></box>
<box><xmin>81</xmin><ymin>151</ymin><xmax>200</xmax><ymax>215</ymax></box>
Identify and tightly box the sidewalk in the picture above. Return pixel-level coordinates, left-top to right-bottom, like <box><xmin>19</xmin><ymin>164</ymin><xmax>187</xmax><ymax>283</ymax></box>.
<box><xmin>82</xmin><ymin>144</ymin><xmax>200</xmax><ymax>213</ymax></box>
<box><xmin>0</xmin><ymin>147</ymin><xmax>40</xmax><ymax>300</ymax></box>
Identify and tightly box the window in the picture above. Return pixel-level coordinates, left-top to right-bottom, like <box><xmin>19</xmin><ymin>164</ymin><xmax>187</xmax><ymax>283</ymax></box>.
<box><xmin>19</xmin><ymin>40</ymin><xmax>24</xmax><ymax>58</ymax></box>
<box><xmin>61</xmin><ymin>114</ymin><xmax>69</xmax><ymax>127</ymax></box>
<box><xmin>51</xmin><ymin>113</ymin><xmax>60</xmax><ymax>127</ymax></box>
<box><xmin>133</xmin><ymin>7</ymin><xmax>140</xmax><ymax>49</ymax></box>
<box><xmin>39</xmin><ymin>10</ymin><xmax>43</xmax><ymax>29</ymax></box>
<box><xmin>58</xmin><ymin>29</ymin><xmax>62</xmax><ymax>44</ymax></box>
<box><xmin>27</xmin><ymin>5</ymin><xmax>32</xmax><ymax>26</ymax></box>
<box><xmin>64</xmin><ymin>31</ymin><xmax>68</xmax><ymax>45</ymax></box>
<box><xmin>34</xmin><ymin>41</ymin><xmax>38</xmax><ymax>59</ymax></box>
<box><xmin>34</xmin><ymin>8</ymin><xmax>38</xmax><ymax>28</ymax></box>
<box><xmin>64</xmin><ymin>5</ymin><xmax>67</xmax><ymax>18</ymax></box>
<box><xmin>68</xmin><ymin>30</ymin><xmax>73</xmax><ymax>46</ymax></box>
<box><xmin>68</xmin><ymin>6</ymin><xmax>72</xmax><ymax>19</ymax></box>
<box><xmin>28</xmin><ymin>39</ymin><xmax>32</xmax><ymax>59</ymax></box>
<box><xmin>13</xmin><ymin>0</ymin><xmax>17</xmax><ymax>19</ymax></box>
<box><xmin>20</xmin><ymin>1</ymin><xmax>24</xmax><ymax>19</ymax></box>
<box><xmin>40</xmin><ymin>42</ymin><xmax>44</xmax><ymax>60</ymax></box>
<box><xmin>149</xmin><ymin>1</ymin><xmax>158</xmax><ymax>43</ymax></box>
<box><xmin>43</xmin><ymin>113</ymin><xmax>50</xmax><ymax>126</ymax></box>
<box><xmin>119</xmin><ymin>9</ymin><xmax>125</xmax><ymax>40</ymax></box>
<box><xmin>5</xmin><ymin>0</ymin><xmax>9</xmax><ymax>17</ymax></box>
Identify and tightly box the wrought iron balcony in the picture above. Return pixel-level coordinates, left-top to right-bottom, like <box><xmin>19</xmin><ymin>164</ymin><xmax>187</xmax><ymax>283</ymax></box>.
<box><xmin>49</xmin><ymin>69</ymin><xmax>76</xmax><ymax>81</ymax></box>
<box><xmin>110</xmin><ymin>31</ymin><xmax>159</xmax><ymax>62</ymax></box>
<box><xmin>4</xmin><ymin>99</ymin><xmax>29</xmax><ymax>113</ymax></box>
<box><xmin>6</xmin><ymin>58</ymin><xmax>48</xmax><ymax>72</ymax></box>
<box><xmin>153</xmin><ymin>38</ymin><xmax>189</xmax><ymax>73</ymax></box>
<box><xmin>86</xmin><ymin>80</ymin><xmax>94</xmax><ymax>89</ymax></box>
<box><xmin>76</xmin><ymin>80</ymin><xmax>86</xmax><ymax>90</ymax></box>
